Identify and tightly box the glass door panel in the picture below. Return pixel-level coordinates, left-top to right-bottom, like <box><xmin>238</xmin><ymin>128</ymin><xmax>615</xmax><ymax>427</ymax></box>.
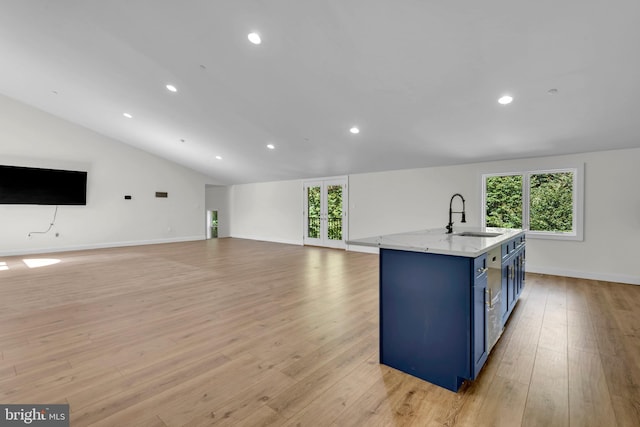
<box><xmin>305</xmin><ymin>184</ymin><xmax>322</xmax><ymax>244</ymax></box>
<box><xmin>327</xmin><ymin>184</ymin><xmax>343</xmax><ymax>241</ymax></box>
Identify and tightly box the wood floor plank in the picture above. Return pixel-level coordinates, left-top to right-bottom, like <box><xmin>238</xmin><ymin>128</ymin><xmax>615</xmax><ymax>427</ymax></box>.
<box><xmin>454</xmin><ymin>349</ymin><xmax>507</xmax><ymax>426</ymax></box>
<box><xmin>568</xmin><ymin>348</ymin><xmax>616</xmax><ymax>427</ymax></box>
<box><xmin>180</xmin><ymin>368</ymin><xmax>297</xmax><ymax>426</ymax></box>
<box><xmin>329</xmin><ymin>366</ymin><xmax>409</xmax><ymax>426</ymax></box>
<box><xmin>155</xmin><ymin>363</ymin><xmax>295</xmax><ymax>427</ymax></box>
<box><xmin>1</xmin><ymin>239</ymin><xmax>638</xmax><ymax>426</ymax></box>
<box><xmin>279</xmin><ymin>318</ymin><xmax>376</xmax><ymax>379</ymax></box>
<box><xmin>609</xmin><ymin>395</ymin><xmax>640</xmax><ymax>427</ymax></box>
<box><xmin>232</xmin><ymin>405</ymin><xmax>287</xmax><ymax>427</ymax></box>
<box><xmin>470</xmin><ymin>375</ymin><xmax>529</xmax><ymax>427</ymax></box>
<box><xmin>265</xmin><ymin>333</ymin><xmax>377</xmax><ymax>419</ymax></box>
<box><xmin>495</xmin><ymin>322</ymin><xmax>541</xmax><ymax>385</ymax></box>
<box><xmin>281</xmin><ymin>353</ymin><xmax>382</xmax><ymax>427</ymax></box>
<box><xmin>522</xmin><ymin>348</ymin><xmax>569</xmax><ymax>427</ymax></box>
<box><xmin>567</xmin><ymin>309</ymin><xmax>599</xmax><ymax>354</ymax></box>
<box><xmin>68</xmin><ymin>352</ymin><xmax>231</xmax><ymax>416</ymax></box>
<box><xmin>0</xmin><ymin>362</ymin><xmax>15</xmax><ymax>381</ymax></box>
<box><xmin>0</xmin><ymin>364</ymin><xmax>122</xmax><ymax>403</ymax></box>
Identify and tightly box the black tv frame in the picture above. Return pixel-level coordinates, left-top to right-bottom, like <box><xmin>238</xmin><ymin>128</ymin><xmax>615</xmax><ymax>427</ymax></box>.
<box><xmin>0</xmin><ymin>165</ymin><xmax>87</xmax><ymax>205</ymax></box>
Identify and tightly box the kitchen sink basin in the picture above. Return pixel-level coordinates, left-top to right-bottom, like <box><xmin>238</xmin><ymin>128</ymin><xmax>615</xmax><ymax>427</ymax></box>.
<box><xmin>454</xmin><ymin>231</ymin><xmax>503</xmax><ymax>238</ymax></box>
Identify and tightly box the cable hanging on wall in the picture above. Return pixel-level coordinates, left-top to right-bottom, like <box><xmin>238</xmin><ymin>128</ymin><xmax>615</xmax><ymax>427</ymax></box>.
<box><xmin>28</xmin><ymin>205</ymin><xmax>59</xmax><ymax>237</ymax></box>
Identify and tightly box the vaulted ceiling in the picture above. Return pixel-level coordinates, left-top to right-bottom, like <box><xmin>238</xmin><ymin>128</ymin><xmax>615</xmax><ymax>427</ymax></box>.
<box><xmin>1</xmin><ymin>1</ymin><xmax>639</xmax><ymax>184</ymax></box>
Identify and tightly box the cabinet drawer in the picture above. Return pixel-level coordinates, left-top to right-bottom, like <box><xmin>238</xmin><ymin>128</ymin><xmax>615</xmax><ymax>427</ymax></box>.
<box><xmin>501</xmin><ymin>242</ymin><xmax>511</xmax><ymax>260</ymax></box>
<box><xmin>502</xmin><ymin>235</ymin><xmax>524</xmax><ymax>261</ymax></box>
<box><xmin>474</xmin><ymin>254</ymin><xmax>488</xmax><ymax>278</ymax></box>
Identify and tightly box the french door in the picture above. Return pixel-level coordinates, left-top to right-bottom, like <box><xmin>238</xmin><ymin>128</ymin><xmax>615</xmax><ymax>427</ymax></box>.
<box><xmin>303</xmin><ymin>178</ymin><xmax>347</xmax><ymax>249</ymax></box>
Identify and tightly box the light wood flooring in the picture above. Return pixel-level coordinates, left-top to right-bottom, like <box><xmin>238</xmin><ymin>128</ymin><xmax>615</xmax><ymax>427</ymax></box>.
<box><xmin>1</xmin><ymin>238</ymin><xmax>639</xmax><ymax>426</ymax></box>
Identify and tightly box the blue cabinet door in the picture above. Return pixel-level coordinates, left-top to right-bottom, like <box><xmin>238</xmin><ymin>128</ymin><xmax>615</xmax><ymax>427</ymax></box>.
<box><xmin>472</xmin><ymin>271</ymin><xmax>488</xmax><ymax>378</ymax></box>
<box><xmin>501</xmin><ymin>248</ymin><xmax>510</xmax><ymax>325</ymax></box>
<box><xmin>509</xmin><ymin>257</ymin><xmax>517</xmax><ymax>311</ymax></box>
<box><xmin>517</xmin><ymin>247</ymin><xmax>526</xmax><ymax>295</ymax></box>
<box><xmin>501</xmin><ymin>236</ymin><xmax>526</xmax><ymax>326</ymax></box>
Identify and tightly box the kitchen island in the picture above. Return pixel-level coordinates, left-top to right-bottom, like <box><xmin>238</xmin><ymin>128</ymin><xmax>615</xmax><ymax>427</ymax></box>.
<box><xmin>348</xmin><ymin>227</ymin><xmax>526</xmax><ymax>392</ymax></box>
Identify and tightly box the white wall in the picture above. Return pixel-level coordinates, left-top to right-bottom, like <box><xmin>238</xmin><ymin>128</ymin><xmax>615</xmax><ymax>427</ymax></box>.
<box><xmin>230</xmin><ymin>148</ymin><xmax>640</xmax><ymax>285</ymax></box>
<box><xmin>230</xmin><ymin>180</ymin><xmax>303</xmax><ymax>245</ymax></box>
<box><xmin>0</xmin><ymin>94</ymin><xmax>208</xmax><ymax>255</ymax></box>
<box><xmin>205</xmin><ymin>185</ymin><xmax>230</xmax><ymax>238</ymax></box>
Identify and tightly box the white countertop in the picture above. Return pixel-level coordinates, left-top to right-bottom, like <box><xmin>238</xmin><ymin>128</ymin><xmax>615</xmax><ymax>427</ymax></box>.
<box><xmin>347</xmin><ymin>227</ymin><xmax>525</xmax><ymax>258</ymax></box>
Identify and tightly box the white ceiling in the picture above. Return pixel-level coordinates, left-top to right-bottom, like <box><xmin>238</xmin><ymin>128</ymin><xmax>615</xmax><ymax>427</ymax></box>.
<box><xmin>1</xmin><ymin>0</ymin><xmax>639</xmax><ymax>185</ymax></box>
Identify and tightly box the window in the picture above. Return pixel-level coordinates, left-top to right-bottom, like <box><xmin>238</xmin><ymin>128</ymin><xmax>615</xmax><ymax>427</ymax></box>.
<box><xmin>482</xmin><ymin>166</ymin><xmax>583</xmax><ymax>240</ymax></box>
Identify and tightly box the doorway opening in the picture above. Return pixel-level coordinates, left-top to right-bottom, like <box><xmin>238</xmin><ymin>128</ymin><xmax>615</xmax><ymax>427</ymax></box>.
<box><xmin>206</xmin><ymin>210</ymin><xmax>218</xmax><ymax>239</ymax></box>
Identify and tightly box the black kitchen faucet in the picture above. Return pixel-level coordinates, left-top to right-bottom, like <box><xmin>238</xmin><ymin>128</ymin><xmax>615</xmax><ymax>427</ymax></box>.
<box><xmin>446</xmin><ymin>193</ymin><xmax>466</xmax><ymax>234</ymax></box>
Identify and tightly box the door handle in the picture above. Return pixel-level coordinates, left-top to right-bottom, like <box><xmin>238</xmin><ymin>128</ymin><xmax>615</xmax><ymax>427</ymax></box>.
<box><xmin>486</xmin><ymin>288</ymin><xmax>493</xmax><ymax>309</ymax></box>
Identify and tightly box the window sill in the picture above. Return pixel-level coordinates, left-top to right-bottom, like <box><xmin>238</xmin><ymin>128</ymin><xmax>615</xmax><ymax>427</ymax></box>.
<box><xmin>525</xmin><ymin>230</ymin><xmax>583</xmax><ymax>242</ymax></box>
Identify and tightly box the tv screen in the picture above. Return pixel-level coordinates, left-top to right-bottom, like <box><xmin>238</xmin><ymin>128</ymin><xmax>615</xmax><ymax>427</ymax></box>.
<box><xmin>0</xmin><ymin>165</ymin><xmax>87</xmax><ymax>205</ymax></box>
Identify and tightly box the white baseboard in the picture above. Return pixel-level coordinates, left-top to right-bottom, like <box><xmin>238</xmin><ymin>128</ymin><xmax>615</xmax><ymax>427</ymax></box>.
<box><xmin>229</xmin><ymin>234</ymin><xmax>303</xmax><ymax>246</ymax></box>
<box><xmin>526</xmin><ymin>264</ymin><xmax>640</xmax><ymax>286</ymax></box>
<box><xmin>0</xmin><ymin>235</ymin><xmax>205</xmax><ymax>257</ymax></box>
<box><xmin>346</xmin><ymin>245</ymin><xmax>379</xmax><ymax>254</ymax></box>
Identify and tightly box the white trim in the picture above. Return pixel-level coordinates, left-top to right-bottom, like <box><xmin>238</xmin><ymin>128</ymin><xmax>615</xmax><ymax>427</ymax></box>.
<box><xmin>303</xmin><ymin>174</ymin><xmax>349</xmax><ymax>182</ymax></box>
<box><xmin>0</xmin><ymin>235</ymin><xmax>204</xmax><ymax>257</ymax></box>
<box><xmin>346</xmin><ymin>245</ymin><xmax>379</xmax><ymax>254</ymax></box>
<box><xmin>230</xmin><ymin>234</ymin><xmax>303</xmax><ymax>246</ymax></box>
<box><xmin>527</xmin><ymin>264</ymin><xmax>640</xmax><ymax>286</ymax></box>
<box><xmin>206</xmin><ymin>210</ymin><xmax>212</xmax><ymax>239</ymax></box>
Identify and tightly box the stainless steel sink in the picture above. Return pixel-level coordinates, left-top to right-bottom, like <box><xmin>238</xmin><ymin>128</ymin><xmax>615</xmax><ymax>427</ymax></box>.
<box><xmin>454</xmin><ymin>231</ymin><xmax>502</xmax><ymax>238</ymax></box>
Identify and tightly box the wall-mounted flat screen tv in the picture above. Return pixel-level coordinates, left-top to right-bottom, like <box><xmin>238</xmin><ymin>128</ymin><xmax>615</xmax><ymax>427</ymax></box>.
<box><xmin>0</xmin><ymin>165</ymin><xmax>87</xmax><ymax>205</ymax></box>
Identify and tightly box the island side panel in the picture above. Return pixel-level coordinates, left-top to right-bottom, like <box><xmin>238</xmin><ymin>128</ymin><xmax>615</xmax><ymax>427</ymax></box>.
<box><xmin>379</xmin><ymin>248</ymin><xmax>472</xmax><ymax>392</ymax></box>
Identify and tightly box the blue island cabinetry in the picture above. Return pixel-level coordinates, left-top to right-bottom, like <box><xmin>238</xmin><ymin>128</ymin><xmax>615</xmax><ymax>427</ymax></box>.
<box><xmin>378</xmin><ymin>233</ymin><xmax>525</xmax><ymax>392</ymax></box>
<box><xmin>501</xmin><ymin>234</ymin><xmax>526</xmax><ymax>324</ymax></box>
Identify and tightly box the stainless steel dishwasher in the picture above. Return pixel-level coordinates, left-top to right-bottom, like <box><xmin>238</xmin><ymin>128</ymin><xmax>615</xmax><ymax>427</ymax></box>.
<box><xmin>486</xmin><ymin>247</ymin><xmax>503</xmax><ymax>351</ymax></box>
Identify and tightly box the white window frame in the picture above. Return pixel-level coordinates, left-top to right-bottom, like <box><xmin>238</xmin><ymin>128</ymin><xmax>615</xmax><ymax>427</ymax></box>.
<box><xmin>481</xmin><ymin>164</ymin><xmax>584</xmax><ymax>241</ymax></box>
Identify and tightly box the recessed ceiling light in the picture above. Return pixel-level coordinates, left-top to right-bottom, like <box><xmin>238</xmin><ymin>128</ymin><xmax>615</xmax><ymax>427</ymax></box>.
<box><xmin>350</xmin><ymin>127</ymin><xmax>360</xmax><ymax>134</ymax></box>
<box><xmin>267</xmin><ymin>144</ymin><xmax>275</xmax><ymax>150</ymax></box>
<box><xmin>166</xmin><ymin>84</ymin><xmax>178</xmax><ymax>92</ymax></box>
<box><xmin>215</xmin><ymin>155</ymin><xmax>222</xmax><ymax>160</ymax></box>
<box><xmin>123</xmin><ymin>113</ymin><xmax>133</xmax><ymax>119</ymax></box>
<box><xmin>498</xmin><ymin>95</ymin><xmax>513</xmax><ymax>105</ymax></box>
<box><xmin>248</xmin><ymin>32</ymin><xmax>262</xmax><ymax>45</ymax></box>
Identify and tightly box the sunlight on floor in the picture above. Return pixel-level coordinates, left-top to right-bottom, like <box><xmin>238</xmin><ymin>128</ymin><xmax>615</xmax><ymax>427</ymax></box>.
<box><xmin>0</xmin><ymin>261</ymin><xmax>8</xmax><ymax>271</ymax></box>
<box><xmin>22</xmin><ymin>258</ymin><xmax>61</xmax><ymax>268</ymax></box>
